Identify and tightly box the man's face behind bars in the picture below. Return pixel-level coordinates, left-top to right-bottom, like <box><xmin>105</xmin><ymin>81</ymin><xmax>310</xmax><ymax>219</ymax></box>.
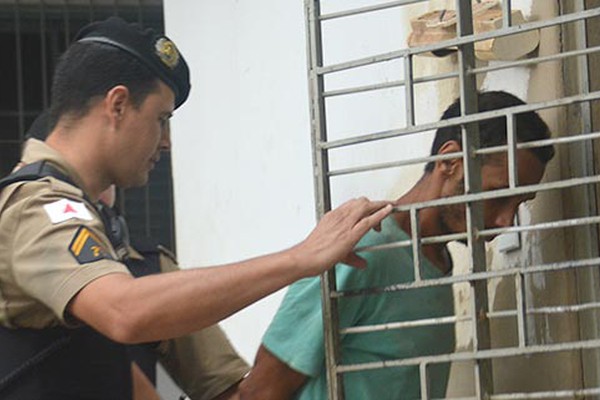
<box><xmin>438</xmin><ymin>149</ymin><xmax>546</xmax><ymax>241</ymax></box>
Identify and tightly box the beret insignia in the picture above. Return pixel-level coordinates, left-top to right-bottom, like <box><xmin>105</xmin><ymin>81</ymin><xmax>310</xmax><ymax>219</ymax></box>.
<box><xmin>69</xmin><ymin>226</ymin><xmax>113</xmax><ymax>264</ymax></box>
<box><xmin>155</xmin><ymin>37</ymin><xmax>180</xmax><ymax>69</ymax></box>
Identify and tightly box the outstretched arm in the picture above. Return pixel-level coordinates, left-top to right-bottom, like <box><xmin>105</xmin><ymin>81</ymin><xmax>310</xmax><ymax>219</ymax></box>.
<box><xmin>239</xmin><ymin>345</ymin><xmax>308</xmax><ymax>400</ymax></box>
<box><xmin>69</xmin><ymin>198</ymin><xmax>392</xmax><ymax>343</ymax></box>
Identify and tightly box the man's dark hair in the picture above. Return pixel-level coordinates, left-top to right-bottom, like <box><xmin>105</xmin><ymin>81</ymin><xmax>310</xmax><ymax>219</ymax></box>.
<box><xmin>48</xmin><ymin>41</ymin><xmax>159</xmax><ymax>128</ymax></box>
<box><xmin>424</xmin><ymin>91</ymin><xmax>555</xmax><ymax>172</ymax></box>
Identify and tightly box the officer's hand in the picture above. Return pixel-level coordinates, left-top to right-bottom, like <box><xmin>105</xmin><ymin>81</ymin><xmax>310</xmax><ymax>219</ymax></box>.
<box><xmin>289</xmin><ymin>197</ymin><xmax>392</xmax><ymax>276</ymax></box>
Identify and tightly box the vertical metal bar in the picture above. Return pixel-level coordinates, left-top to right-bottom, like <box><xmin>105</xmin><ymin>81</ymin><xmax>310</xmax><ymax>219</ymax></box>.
<box><xmin>88</xmin><ymin>0</ymin><xmax>95</xmax><ymax>23</ymax></box>
<box><xmin>507</xmin><ymin>113</ymin><xmax>518</xmax><ymax>188</ymax></box>
<box><xmin>14</xmin><ymin>0</ymin><xmax>25</xmax><ymax>141</ymax></box>
<box><xmin>570</xmin><ymin>0</ymin><xmax>600</xmax><ymax>393</ymax></box>
<box><xmin>515</xmin><ymin>272</ymin><xmax>528</xmax><ymax>347</ymax></box>
<box><xmin>456</xmin><ymin>0</ymin><xmax>493</xmax><ymax>398</ymax></box>
<box><xmin>404</xmin><ymin>54</ymin><xmax>415</xmax><ymax>127</ymax></box>
<box><xmin>63</xmin><ymin>0</ymin><xmax>71</xmax><ymax>47</ymax></box>
<box><xmin>419</xmin><ymin>362</ymin><xmax>430</xmax><ymax>400</ymax></box>
<box><xmin>305</xmin><ymin>1</ymin><xmax>342</xmax><ymax>399</ymax></box>
<box><xmin>502</xmin><ymin>0</ymin><xmax>512</xmax><ymax>28</ymax></box>
<box><xmin>137</xmin><ymin>0</ymin><xmax>145</xmax><ymax>25</ymax></box>
<box><xmin>468</xmin><ymin>284</ymin><xmax>485</xmax><ymax>400</ymax></box>
<box><xmin>40</xmin><ymin>0</ymin><xmax>49</xmax><ymax>110</ymax></box>
<box><xmin>410</xmin><ymin>207</ymin><xmax>422</xmax><ymax>282</ymax></box>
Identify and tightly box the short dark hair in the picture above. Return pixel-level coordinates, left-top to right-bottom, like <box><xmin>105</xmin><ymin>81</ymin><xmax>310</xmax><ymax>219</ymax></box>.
<box><xmin>48</xmin><ymin>41</ymin><xmax>159</xmax><ymax>127</ymax></box>
<box><xmin>424</xmin><ymin>91</ymin><xmax>555</xmax><ymax>172</ymax></box>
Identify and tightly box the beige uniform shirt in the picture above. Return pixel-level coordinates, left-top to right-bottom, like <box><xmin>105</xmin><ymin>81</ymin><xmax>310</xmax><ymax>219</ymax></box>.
<box><xmin>126</xmin><ymin>247</ymin><xmax>250</xmax><ymax>400</ymax></box>
<box><xmin>0</xmin><ymin>139</ymin><xmax>130</xmax><ymax>328</ymax></box>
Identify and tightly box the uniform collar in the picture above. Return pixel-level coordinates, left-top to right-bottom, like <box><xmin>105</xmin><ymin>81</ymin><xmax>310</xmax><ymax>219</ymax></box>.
<box><xmin>20</xmin><ymin>139</ymin><xmax>91</xmax><ymax>196</ymax></box>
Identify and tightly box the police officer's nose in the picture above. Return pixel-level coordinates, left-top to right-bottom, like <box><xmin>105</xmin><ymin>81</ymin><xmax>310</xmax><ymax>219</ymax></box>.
<box><xmin>160</xmin><ymin>126</ymin><xmax>171</xmax><ymax>151</ymax></box>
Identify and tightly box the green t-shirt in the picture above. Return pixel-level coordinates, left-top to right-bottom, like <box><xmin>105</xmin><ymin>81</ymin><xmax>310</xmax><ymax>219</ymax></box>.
<box><xmin>262</xmin><ymin>217</ymin><xmax>455</xmax><ymax>400</ymax></box>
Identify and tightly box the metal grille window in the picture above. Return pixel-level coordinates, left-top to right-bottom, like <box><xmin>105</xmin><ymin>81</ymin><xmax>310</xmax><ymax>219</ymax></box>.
<box><xmin>305</xmin><ymin>0</ymin><xmax>600</xmax><ymax>398</ymax></box>
<box><xmin>0</xmin><ymin>0</ymin><xmax>176</xmax><ymax>251</ymax></box>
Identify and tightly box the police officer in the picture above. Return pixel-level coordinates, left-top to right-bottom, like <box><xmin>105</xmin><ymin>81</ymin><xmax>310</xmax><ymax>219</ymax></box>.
<box><xmin>0</xmin><ymin>16</ymin><xmax>391</xmax><ymax>399</ymax></box>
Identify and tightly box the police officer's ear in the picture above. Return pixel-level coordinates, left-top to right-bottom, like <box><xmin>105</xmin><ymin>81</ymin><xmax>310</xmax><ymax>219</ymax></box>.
<box><xmin>105</xmin><ymin>85</ymin><xmax>130</xmax><ymax>126</ymax></box>
<box><xmin>435</xmin><ymin>140</ymin><xmax>463</xmax><ymax>178</ymax></box>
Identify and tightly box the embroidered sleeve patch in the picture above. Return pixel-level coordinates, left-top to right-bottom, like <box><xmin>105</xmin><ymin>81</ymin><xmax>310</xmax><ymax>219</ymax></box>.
<box><xmin>69</xmin><ymin>226</ymin><xmax>113</xmax><ymax>264</ymax></box>
<box><xmin>44</xmin><ymin>199</ymin><xmax>93</xmax><ymax>224</ymax></box>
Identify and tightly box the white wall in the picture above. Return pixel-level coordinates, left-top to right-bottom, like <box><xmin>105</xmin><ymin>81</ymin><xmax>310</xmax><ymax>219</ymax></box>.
<box><xmin>163</xmin><ymin>0</ymin><xmax>435</xmax><ymax>362</ymax></box>
<box><xmin>164</xmin><ymin>0</ymin><xmax>314</xmax><ymax>362</ymax></box>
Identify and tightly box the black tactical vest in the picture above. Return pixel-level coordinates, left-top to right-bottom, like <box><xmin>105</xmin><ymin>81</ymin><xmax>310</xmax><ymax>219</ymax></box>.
<box><xmin>0</xmin><ymin>161</ymin><xmax>161</xmax><ymax>399</ymax></box>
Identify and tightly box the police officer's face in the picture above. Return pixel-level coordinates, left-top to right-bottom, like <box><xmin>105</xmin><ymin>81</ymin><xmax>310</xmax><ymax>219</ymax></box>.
<box><xmin>115</xmin><ymin>81</ymin><xmax>174</xmax><ymax>187</ymax></box>
<box><xmin>438</xmin><ymin>149</ymin><xmax>546</xmax><ymax>241</ymax></box>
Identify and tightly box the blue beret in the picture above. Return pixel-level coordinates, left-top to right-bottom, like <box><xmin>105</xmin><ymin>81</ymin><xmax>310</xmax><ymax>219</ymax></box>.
<box><xmin>75</xmin><ymin>17</ymin><xmax>191</xmax><ymax>109</ymax></box>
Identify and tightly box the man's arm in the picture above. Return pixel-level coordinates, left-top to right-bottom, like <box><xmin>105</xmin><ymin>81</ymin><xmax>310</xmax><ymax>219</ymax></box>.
<box><xmin>239</xmin><ymin>345</ymin><xmax>307</xmax><ymax>400</ymax></box>
<box><xmin>69</xmin><ymin>198</ymin><xmax>391</xmax><ymax>343</ymax></box>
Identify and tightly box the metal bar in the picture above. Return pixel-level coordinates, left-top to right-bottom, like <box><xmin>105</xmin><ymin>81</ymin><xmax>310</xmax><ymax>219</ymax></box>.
<box><xmin>391</xmin><ymin>174</ymin><xmax>600</xmax><ymax>224</ymax></box>
<box><xmin>342</xmin><ymin>315</ymin><xmax>459</xmax><ymax>334</ymax></box>
<box><xmin>40</xmin><ymin>0</ymin><xmax>49</xmax><ymax>109</ymax></box>
<box><xmin>472</xmin><ymin>44</ymin><xmax>600</xmax><ymax>76</ymax></box>
<box><xmin>456</xmin><ymin>0</ymin><xmax>492</xmax><ymax>395</ymax></box>
<box><xmin>337</xmin><ymin>338</ymin><xmax>600</xmax><ymax>373</ymax></box>
<box><xmin>404</xmin><ymin>55</ymin><xmax>415</xmax><ymax>127</ymax></box>
<box><xmin>14</xmin><ymin>0</ymin><xmax>25</xmax><ymax>141</ymax></box>
<box><xmin>329</xmin><ymin>131</ymin><xmax>600</xmax><ymax>178</ymax></box>
<box><xmin>419</xmin><ymin>362</ymin><xmax>430</xmax><ymax>400</ymax></box>
<box><xmin>502</xmin><ymin>0</ymin><xmax>512</xmax><ymax>28</ymax></box>
<box><xmin>568</xmin><ymin>0</ymin><xmax>600</xmax><ymax>394</ymax></box>
<box><xmin>410</xmin><ymin>207</ymin><xmax>422</xmax><ymax>282</ymax></box>
<box><xmin>490</xmin><ymin>387</ymin><xmax>600</xmax><ymax>399</ymax></box>
<box><xmin>507</xmin><ymin>114</ymin><xmax>518</xmax><ymax>188</ymax></box>
<box><xmin>321</xmin><ymin>90</ymin><xmax>600</xmax><ymax>150</ymax></box>
<box><xmin>319</xmin><ymin>0</ymin><xmax>427</xmax><ymax>21</ymax></box>
<box><xmin>333</xmin><ymin>257</ymin><xmax>600</xmax><ymax>299</ymax></box>
<box><xmin>324</xmin><ymin>45</ymin><xmax>600</xmax><ymax>100</ymax></box>
<box><xmin>514</xmin><ymin>273</ymin><xmax>527</xmax><ymax>347</ymax></box>
<box><xmin>63</xmin><ymin>0</ymin><xmax>70</xmax><ymax>48</ymax></box>
<box><xmin>317</xmin><ymin>7</ymin><xmax>600</xmax><ymax>76</ymax></box>
<box><xmin>304</xmin><ymin>1</ymin><xmax>344</xmax><ymax>399</ymax></box>
<box><xmin>357</xmin><ymin>213</ymin><xmax>600</xmax><ymax>260</ymax></box>
<box><xmin>341</xmin><ymin>300</ymin><xmax>600</xmax><ymax>336</ymax></box>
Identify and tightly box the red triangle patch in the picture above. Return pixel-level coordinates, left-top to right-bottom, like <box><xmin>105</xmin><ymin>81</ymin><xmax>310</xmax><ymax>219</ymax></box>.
<box><xmin>63</xmin><ymin>204</ymin><xmax>76</xmax><ymax>214</ymax></box>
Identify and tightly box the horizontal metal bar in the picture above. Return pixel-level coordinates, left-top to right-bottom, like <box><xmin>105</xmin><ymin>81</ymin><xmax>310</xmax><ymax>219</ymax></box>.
<box><xmin>391</xmin><ymin>175</ymin><xmax>600</xmax><ymax>214</ymax></box>
<box><xmin>333</xmin><ymin>257</ymin><xmax>600</xmax><ymax>298</ymax></box>
<box><xmin>490</xmin><ymin>387</ymin><xmax>600</xmax><ymax>400</ymax></box>
<box><xmin>356</xmin><ymin>215</ymin><xmax>600</xmax><ymax>256</ymax></box>
<box><xmin>321</xmin><ymin>91</ymin><xmax>600</xmax><ymax>150</ymax></box>
<box><xmin>341</xmin><ymin>315</ymin><xmax>458</xmax><ymax>334</ymax></box>
<box><xmin>357</xmin><ymin>214</ymin><xmax>600</xmax><ymax>261</ymax></box>
<box><xmin>480</xmin><ymin>215</ymin><xmax>600</xmax><ymax>240</ymax></box>
<box><xmin>476</xmin><ymin>131</ymin><xmax>600</xmax><ymax>156</ymax></box>
<box><xmin>472</xmin><ymin>43</ymin><xmax>600</xmax><ymax>75</ymax></box>
<box><xmin>329</xmin><ymin>131</ymin><xmax>600</xmax><ymax>178</ymax></box>
<box><xmin>329</xmin><ymin>151</ymin><xmax>462</xmax><ymax>177</ymax></box>
<box><xmin>341</xmin><ymin>300</ymin><xmax>600</xmax><ymax>336</ymax></box>
<box><xmin>336</xmin><ymin>338</ymin><xmax>600</xmax><ymax>373</ymax></box>
<box><xmin>317</xmin><ymin>8</ymin><xmax>600</xmax><ymax>75</ymax></box>
<box><xmin>323</xmin><ymin>42</ymin><xmax>600</xmax><ymax>100</ymax></box>
<box><xmin>319</xmin><ymin>0</ymin><xmax>426</xmax><ymax>21</ymax></box>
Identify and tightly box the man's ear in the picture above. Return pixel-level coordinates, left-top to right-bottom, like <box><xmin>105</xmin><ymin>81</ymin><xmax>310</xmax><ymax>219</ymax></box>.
<box><xmin>105</xmin><ymin>85</ymin><xmax>130</xmax><ymax>126</ymax></box>
<box><xmin>435</xmin><ymin>140</ymin><xmax>463</xmax><ymax>177</ymax></box>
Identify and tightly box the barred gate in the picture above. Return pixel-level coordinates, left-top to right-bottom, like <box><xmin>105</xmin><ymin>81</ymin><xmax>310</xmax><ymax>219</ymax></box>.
<box><xmin>304</xmin><ymin>0</ymin><xmax>600</xmax><ymax>398</ymax></box>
